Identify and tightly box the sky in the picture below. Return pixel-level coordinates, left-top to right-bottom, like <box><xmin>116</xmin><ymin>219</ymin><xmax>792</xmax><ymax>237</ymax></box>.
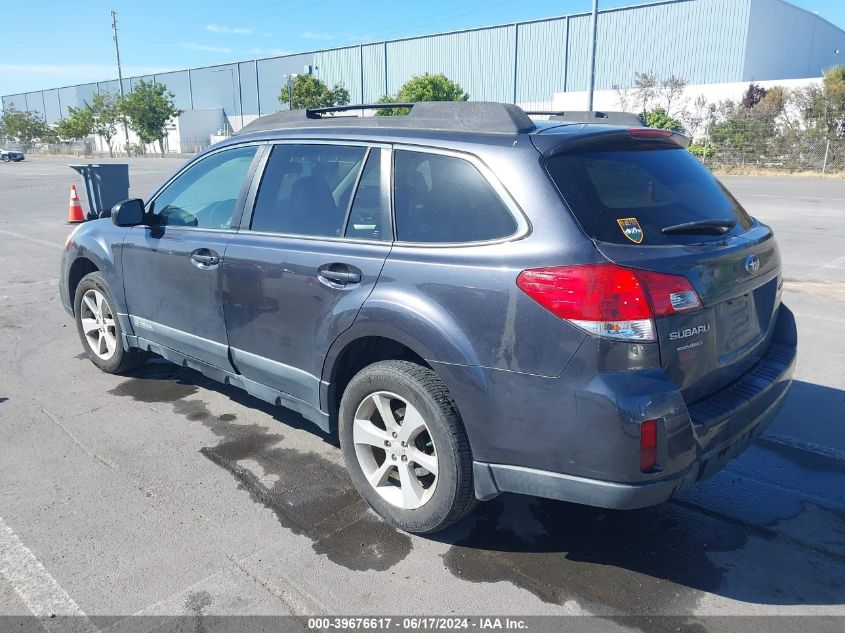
<box><xmin>2</xmin><ymin>0</ymin><xmax>845</xmax><ymax>97</ymax></box>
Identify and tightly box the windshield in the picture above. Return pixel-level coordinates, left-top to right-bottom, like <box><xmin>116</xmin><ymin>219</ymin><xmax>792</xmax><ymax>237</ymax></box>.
<box><xmin>545</xmin><ymin>146</ymin><xmax>753</xmax><ymax>245</ymax></box>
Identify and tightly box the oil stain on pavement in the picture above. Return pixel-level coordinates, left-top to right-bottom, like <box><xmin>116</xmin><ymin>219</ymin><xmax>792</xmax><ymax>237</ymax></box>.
<box><xmin>109</xmin><ymin>361</ymin><xmax>412</xmax><ymax>572</ymax></box>
<box><xmin>441</xmin><ymin>496</ymin><xmax>742</xmax><ymax>616</ymax></box>
<box><xmin>108</xmin><ymin>360</ymin><xmax>845</xmax><ymax>619</ymax></box>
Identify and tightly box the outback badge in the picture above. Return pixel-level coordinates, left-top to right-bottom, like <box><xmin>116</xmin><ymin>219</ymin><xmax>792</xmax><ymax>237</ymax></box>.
<box><xmin>617</xmin><ymin>217</ymin><xmax>644</xmax><ymax>244</ymax></box>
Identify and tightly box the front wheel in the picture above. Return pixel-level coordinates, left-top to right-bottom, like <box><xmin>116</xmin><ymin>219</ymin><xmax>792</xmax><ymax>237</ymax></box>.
<box><xmin>339</xmin><ymin>360</ymin><xmax>476</xmax><ymax>533</ymax></box>
<box><xmin>74</xmin><ymin>271</ymin><xmax>147</xmax><ymax>373</ymax></box>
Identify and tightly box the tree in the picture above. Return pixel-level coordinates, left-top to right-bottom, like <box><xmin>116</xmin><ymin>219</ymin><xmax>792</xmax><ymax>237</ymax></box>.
<box><xmin>57</xmin><ymin>105</ymin><xmax>94</xmax><ymax>141</ymax></box>
<box><xmin>376</xmin><ymin>73</ymin><xmax>469</xmax><ymax>116</ymax></box>
<box><xmin>643</xmin><ymin>107</ymin><xmax>684</xmax><ymax>132</ymax></box>
<box><xmin>658</xmin><ymin>75</ymin><xmax>687</xmax><ymax>115</ymax></box>
<box><xmin>0</xmin><ymin>107</ymin><xmax>54</xmax><ymax>145</ymax></box>
<box><xmin>120</xmin><ymin>79</ymin><xmax>182</xmax><ymax>156</ymax></box>
<box><xmin>90</xmin><ymin>92</ymin><xmax>122</xmax><ymax>157</ymax></box>
<box><xmin>633</xmin><ymin>72</ymin><xmax>657</xmax><ymax>114</ymax></box>
<box><xmin>741</xmin><ymin>82</ymin><xmax>767</xmax><ymax>109</ymax></box>
<box><xmin>820</xmin><ymin>65</ymin><xmax>845</xmax><ymax>137</ymax></box>
<box><xmin>282</xmin><ymin>75</ymin><xmax>349</xmax><ymax>110</ymax></box>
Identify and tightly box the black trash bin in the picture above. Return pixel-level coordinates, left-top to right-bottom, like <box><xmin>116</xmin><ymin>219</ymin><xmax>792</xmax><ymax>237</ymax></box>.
<box><xmin>69</xmin><ymin>164</ymin><xmax>130</xmax><ymax>219</ymax></box>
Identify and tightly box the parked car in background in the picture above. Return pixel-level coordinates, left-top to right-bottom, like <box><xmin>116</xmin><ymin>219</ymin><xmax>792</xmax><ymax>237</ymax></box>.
<box><xmin>59</xmin><ymin>102</ymin><xmax>797</xmax><ymax>534</ymax></box>
<box><xmin>1</xmin><ymin>148</ymin><xmax>25</xmax><ymax>162</ymax></box>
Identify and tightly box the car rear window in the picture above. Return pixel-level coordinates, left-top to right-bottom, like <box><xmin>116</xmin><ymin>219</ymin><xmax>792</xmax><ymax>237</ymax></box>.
<box><xmin>545</xmin><ymin>146</ymin><xmax>753</xmax><ymax>245</ymax></box>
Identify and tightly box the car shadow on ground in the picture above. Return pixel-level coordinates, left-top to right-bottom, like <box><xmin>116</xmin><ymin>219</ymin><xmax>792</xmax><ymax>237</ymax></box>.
<box><xmin>115</xmin><ymin>360</ymin><xmax>845</xmax><ymax>611</ymax></box>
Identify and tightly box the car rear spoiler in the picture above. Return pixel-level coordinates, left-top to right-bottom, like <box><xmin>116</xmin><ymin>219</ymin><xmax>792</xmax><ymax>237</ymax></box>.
<box><xmin>532</xmin><ymin>126</ymin><xmax>690</xmax><ymax>158</ymax></box>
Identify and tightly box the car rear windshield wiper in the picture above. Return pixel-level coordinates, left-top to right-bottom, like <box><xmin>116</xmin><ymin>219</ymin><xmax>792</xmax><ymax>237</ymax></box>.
<box><xmin>661</xmin><ymin>219</ymin><xmax>737</xmax><ymax>235</ymax></box>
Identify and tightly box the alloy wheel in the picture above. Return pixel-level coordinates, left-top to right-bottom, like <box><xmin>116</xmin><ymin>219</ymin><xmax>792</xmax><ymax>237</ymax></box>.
<box><xmin>79</xmin><ymin>288</ymin><xmax>117</xmax><ymax>360</ymax></box>
<box><xmin>352</xmin><ymin>391</ymin><xmax>438</xmax><ymax>510</ymax></box>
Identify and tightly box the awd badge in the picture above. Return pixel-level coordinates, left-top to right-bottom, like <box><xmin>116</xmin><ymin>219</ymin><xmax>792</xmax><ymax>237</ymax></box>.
<box><xmin>617</xmin><ymin>217</ymin><xmax>644</xmax><ymax>244</ymax></box>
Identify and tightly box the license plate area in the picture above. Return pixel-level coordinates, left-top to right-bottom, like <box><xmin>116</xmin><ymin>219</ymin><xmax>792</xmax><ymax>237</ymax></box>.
<box><xmin>716</xmin><ymin>293</ymin><xmax>761</xmax><ymax>360</ymax></box>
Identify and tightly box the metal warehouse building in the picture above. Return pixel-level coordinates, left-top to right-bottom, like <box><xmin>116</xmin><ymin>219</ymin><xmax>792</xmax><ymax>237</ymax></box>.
<box><xmin>3</xmin><ymin>0</ymin><xmax>845</xmax><ymax>147</ymax></box>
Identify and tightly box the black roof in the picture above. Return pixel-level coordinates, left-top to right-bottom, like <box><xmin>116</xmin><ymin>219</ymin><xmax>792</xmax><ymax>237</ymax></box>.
<box><xmin>239</xmin><ymin>102</ymin><xmax>537</xmax><ymax>136</ymax></box>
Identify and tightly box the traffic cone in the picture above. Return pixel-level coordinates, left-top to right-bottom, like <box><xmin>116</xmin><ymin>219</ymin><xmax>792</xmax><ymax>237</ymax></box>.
<box><xmin>68</xmin><ymin>184</ymin><xmax>85</xmax><ymax>223</ymax></box>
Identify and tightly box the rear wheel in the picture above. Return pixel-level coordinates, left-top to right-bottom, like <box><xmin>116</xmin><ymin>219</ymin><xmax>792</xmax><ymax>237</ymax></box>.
<box><xmin>339</xmin><ymin>360</ymin><xmax>476</xmax><ymax>533</ymax></box>
<box><xmin>1</xmin><ymin>155</ymin><xmax>9</xmax><ymax>163</ymax></box>
<box><xmin>74</xmin><ymin>271</ymin><xmax>147</xmax><ymax>374</ymax></box>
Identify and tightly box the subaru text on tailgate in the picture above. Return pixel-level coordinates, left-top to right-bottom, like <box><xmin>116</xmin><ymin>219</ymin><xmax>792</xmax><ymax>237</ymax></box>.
<box><xmin>60</xmin><ymin>102</ymin><xmax>796</xmax><ymax>533</ymax></box>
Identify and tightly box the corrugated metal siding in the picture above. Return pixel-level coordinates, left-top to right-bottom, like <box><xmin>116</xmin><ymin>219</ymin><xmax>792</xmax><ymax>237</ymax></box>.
<box><xmin>1</xmin><ymin>94</ymin><xmax>28</xmax><ymax>113</ymax></box>
<box><xmin>515</xmin><ymin>18</ymin><xmax>569</xmax><ymax>105</ymax></box>
<box><xmin>385</xmin><ymin>26</ymin><xmax>516</xmax><ymax>101</ymax></box>
<box><xmin>5</xmin><ymin>0</ymin><xmax>845</xmax><ymax>126</ymax></box>
<box><xmin>744</xmin><ymin>0</ymin><xmax>845</xmax><ymax>80</ymax></box>
<box><xmin>75</xmin><ymin>83</ymin><xmax>98</xmax><ymax>109</ymax></box>
<box><xmin>190</xmin><ymin>65</ymin><xmax>241</xmax><ymax>117</ymax></box>
<box><xmin>238</xmin><ymin>62</ymin><xmax>259</xmax><ymax>116</ymax></box>
<box><xmin>153</xmin><ymin>71</ymin><xmax>193</xmax><ymax>111</ymax></box>
<box><xmin>362</xmin><ymin>44</ymin><xmax>387</xmax><ymax>102</ymax></box>
<box><xmin>566</xmin><ymin>15</ymin><xmax>593</xmax><ymax>93</ymax></box>
<box><xmin>316</xmin><ymin>46</ymin><xmax>364</xmax><ymax>105</ymax></box>
<box><xmin>256</xmin><ymin>53</ymin><xmax>315</xmax><ymax>115</ymax></box>
<box><xmin>586</xmin><ymin>0</ymin><xmax>751</xmax><ymax>90</ymax></box>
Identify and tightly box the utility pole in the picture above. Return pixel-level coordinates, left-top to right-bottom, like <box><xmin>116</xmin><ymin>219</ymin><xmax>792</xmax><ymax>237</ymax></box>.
<box><xmin>111</xmin><ymin>10</ymin><xmax>130</xmax><ymax>150</ymax></box>
<box><xmin>586</xmin><ymin>0</ymin><xmax>599</xmax><ymax>111</ymax></box>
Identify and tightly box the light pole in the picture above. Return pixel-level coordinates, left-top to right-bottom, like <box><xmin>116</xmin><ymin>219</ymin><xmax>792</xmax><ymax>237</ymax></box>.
<box><xmin>586</xmin><ymin>0</ymin><xmax>599</xmax><ymax>111</ymax></box>
<box><xmin>110</xmin><ymin>10</ymin><xmax>130</xmax><ymax>150</ymax></box>
<box><xmin>213</xmin><ymin>67</ymin><xmax>238</xmax><ymax>133</ymax></box>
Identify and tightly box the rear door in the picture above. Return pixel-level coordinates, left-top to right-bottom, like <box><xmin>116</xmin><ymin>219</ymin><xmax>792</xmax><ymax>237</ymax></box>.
<box><xmin>221</xmin><ymin>142</ymin><xmax>392</xmax><ymax>410</ymax></box>
<box><xmin>542</xmin><ymin>135</ymin><xmax>782</xmax><ymax>404</ymax></box>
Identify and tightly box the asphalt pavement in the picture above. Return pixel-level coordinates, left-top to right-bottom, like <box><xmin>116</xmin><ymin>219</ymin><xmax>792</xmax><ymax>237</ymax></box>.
<box><xmin>0</xmin><ymin>157</ymin><xmax>843</xmax><ymax>630</ymax></box>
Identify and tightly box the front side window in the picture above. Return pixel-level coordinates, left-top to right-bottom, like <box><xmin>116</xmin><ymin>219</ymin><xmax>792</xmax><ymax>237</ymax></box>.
<box><xmin>250</xmin><ymin>144</ymin><xmax>367</xmax><ymax>238</ymax></box>
<box><xmin>150</xmin><ymin>145</ymin><xmax>257</xmax><ymax>229</ymax></box>
<box><xmin>393</xmin><ymin>150</ymin><xmax>518</xmax><ymax>243</ymax></box>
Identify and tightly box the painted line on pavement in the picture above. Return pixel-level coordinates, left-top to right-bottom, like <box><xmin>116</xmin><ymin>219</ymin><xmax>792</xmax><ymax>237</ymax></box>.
<box><xmin>0</xmin><ymin>516</ymin><xmax>97</xmax><ymax>630</ymax></box>
<box><xmin>0</xmin><ymin>228</ymin><xmax>64</xmax><ymax>250</ymax></box>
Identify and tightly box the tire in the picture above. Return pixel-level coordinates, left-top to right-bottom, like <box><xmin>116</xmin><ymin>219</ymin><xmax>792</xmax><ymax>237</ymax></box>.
<box><xmin>1</xmin><ymin>155</ymin><xmax>9</xmax><ymax>163</ymax></box>
<box><xmin>73</xmin><ymin>271</ymin><xmax>147</xmax><ymax>374</ymax></box>
<box><xmin>339</xmin><ymin>360</ymin><xmax>476</xmax><ymax>533</ymax></box>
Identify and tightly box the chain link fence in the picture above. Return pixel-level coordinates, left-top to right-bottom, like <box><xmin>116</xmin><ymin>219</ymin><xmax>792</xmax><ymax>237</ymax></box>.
<box><xmin>1</xmin><ymin>140</ymin><xmax>95</xmax><ymax>157</ymax></box>
<box><xmin>696</xmin><ymin>136</ymin><xmax>845</xmax><ymax>174</ymax></box>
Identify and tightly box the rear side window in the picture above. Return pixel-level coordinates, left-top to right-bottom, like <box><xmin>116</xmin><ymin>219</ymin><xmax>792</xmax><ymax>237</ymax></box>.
<box><xmin>250</xmin><ymin>144</ymin><xmax>366</xmax><ymax>238</ymax></box>
<box><xmin>393</xmin><ymin>150</ymin><xmax>518</xmax><ymax>243</ymax></box>
<box><xmin>546</xmin><ymin>147</ymin><xmax>753</xmax><ymax>245</ymax></box>
<box><xmin>345</xmin><ymin>149</ymin><xmax>387</xmax><ymax>240</ymax></box>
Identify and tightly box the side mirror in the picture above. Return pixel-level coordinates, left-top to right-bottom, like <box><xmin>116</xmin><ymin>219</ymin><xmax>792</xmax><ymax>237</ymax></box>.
<box><xmin>111</xmin><ymin>198</ymin><xmax>146</xmax><ymax>227</ymax></box>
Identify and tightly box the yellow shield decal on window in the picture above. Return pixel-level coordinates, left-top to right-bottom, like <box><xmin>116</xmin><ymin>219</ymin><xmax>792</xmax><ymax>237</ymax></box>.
<box><xmin>617</xmin><ymin>217</ymin><xmax>644</xmax><ymax>244</ymax></box>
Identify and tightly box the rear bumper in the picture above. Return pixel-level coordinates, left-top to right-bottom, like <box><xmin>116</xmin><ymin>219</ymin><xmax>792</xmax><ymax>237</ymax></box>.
<box><xmin>473</xmin><ymin>361</ymin><xmax>791</xmax><ymax>507</ymax></box>
<box><xmin>468</xmin><ymin>305</ymin><xmax>797</xmax><ymax>508</ymax></box>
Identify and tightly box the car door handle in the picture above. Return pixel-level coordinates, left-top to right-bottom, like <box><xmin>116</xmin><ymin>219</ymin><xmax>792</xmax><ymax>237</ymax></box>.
<box><xmin>318</xmin><ymin>267</ymin><xmax>362</xmax><ymax>285</ymax></box>
<box><xmin>191</xmin><ymin>250</ymin><xmax>220</xmax><ymax>267</ymax></box>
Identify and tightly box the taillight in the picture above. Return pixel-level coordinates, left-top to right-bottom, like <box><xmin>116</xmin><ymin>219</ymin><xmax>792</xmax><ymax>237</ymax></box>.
<box><xmin>516</xmin><ymin>263</ymin><xmax>701</xmax><ymax>341</ymax></box>
<box><xmin>636</xmin><ymin>269</ymin><xmax>702</xmax><ymax>315</ymax></box>
<box><xmin>640</xmin><ymin>419</ymin><xmax>658</xmax><ymax>472</ymax></box>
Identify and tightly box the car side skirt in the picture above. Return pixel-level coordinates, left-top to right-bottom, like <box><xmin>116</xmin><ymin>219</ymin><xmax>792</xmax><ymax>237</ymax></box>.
<box><xmin>124</xmin><ymin>334</ymin><xmax>331</xmax><ymax>433</ymax></box>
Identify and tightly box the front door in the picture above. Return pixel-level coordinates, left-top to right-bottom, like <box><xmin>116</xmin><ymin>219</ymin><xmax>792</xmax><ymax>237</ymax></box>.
<box><xmin>122</xmin><ymin>144</ymin><xmax>260</xmax><ymax>370</ymax></box>
<box><xmin>222</xmin><ymin>143</ymin><xmax>392</xmax><ymax>410</ymax></box>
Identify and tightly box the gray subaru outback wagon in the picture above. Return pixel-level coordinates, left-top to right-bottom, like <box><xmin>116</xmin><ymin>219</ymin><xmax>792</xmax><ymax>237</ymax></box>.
<box><xmin>60</xmin><ymin>102</ymin><xmax>797</xmax><ymax>533</ymax></box>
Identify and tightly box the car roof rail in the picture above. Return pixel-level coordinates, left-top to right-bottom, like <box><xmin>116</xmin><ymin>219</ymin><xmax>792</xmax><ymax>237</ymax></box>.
<box><xmin>238</xmin><ymin>101</ymin><xmax>537</xmax><ymax>135</ymax></box>
<box><xmin>524</xmin><ymin>110</ymin><xmax>646</xmax><ymax>127</ymax></box>
<box><xmin>304</xmin><ymin>102</ymin><xmax>415</xmax><ymax>117</ymax></box>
